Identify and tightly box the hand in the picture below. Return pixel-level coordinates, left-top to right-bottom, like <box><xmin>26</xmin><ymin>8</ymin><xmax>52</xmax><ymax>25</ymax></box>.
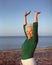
<box><xmin>34</xmin><ymin>11</ymin><xmax>41</xmax><ymax>15</ymax></box>
<box><xmin>24</xmin><ymin>11</ymin><xmax>31</xmax><ymax>16</ymax></box>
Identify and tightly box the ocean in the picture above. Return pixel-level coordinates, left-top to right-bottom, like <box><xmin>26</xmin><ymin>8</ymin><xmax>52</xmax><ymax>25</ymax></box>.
<box><xmin>0</xmin><ymin>36</ymin><xmax>52</xmax><ymax>50</ymax></box>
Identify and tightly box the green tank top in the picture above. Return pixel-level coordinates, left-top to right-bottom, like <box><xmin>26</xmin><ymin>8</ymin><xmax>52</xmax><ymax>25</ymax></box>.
<box><xmin>21</xmin><ymin>22</ymin><xmax>38</xmax><ymax>59</ymax></box>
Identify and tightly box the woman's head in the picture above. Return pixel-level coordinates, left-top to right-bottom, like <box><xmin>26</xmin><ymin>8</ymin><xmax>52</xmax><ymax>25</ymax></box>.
<box><xmin>25</xmin><ymin>24</ymin><xmax>33</xmax><ymax>39</ymax></box>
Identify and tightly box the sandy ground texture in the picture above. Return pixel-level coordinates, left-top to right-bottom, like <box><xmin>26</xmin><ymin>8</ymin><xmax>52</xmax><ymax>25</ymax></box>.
<box><xmin>0</xmin><ymin>47</ymin><xmax>52</xmax><ymax>65</ymax></box>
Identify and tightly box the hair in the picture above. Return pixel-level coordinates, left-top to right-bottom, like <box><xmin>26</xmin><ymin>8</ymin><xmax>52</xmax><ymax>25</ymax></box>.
<box><xmin>25</xmin><ymin>24</ymin><xmax>33</xmax><ymax>31</ymax></box>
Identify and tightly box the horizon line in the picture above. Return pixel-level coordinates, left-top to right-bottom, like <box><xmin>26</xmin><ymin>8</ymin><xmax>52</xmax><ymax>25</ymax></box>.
<box><xmin>0</xmin><ymin>35</ymin><xmax>52</xmax><ymax>37</ymax></box>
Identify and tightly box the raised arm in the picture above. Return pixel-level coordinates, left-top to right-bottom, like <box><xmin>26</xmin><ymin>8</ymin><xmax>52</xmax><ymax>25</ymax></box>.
<box><xmin>34</xmin><ymin>11</ymin><xmax>40</xmax><ymax>23</ymax></box>
<box><xmin>33</xmin><ymin>11</ymin><xmax>40</xmax><ymax>43</ymax></box>
<box><xmin>24</xmin><ymin>11</ymin><xmax>31</xmax><ymax>25</ymax></box>
<box><xmin>23</xmin><ymin>11</ymin><xmax>31</xmax><ymax>38</ymax></box>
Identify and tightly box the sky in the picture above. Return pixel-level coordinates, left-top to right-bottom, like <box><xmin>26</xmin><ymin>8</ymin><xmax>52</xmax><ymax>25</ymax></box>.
<box><xmin>0</xmin><ymin>0</ymin><xmax>52</xmax><ymax>36</ymax></box>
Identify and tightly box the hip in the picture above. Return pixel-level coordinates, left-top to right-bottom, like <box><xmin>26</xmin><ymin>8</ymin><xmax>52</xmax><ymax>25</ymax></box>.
<box><xmin>21</xmin><ymin>57</ymin><xmax>37</xmax><ymax>65</ymax></box>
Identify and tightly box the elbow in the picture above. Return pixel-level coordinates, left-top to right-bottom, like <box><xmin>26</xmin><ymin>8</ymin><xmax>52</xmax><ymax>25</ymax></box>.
<box><xmin>36</xmin><ymin>35</ymin><xmax>38</xmax><ymax>43</ymax></box>
<box><xmin>36</xmin><ymin>39</ymin><xmax>38</xmax><ymax>43</ymax></box>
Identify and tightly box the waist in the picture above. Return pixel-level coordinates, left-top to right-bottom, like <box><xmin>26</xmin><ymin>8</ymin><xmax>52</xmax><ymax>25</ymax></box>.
<box><xmin>21</xmin><ymin>54</ymin><xmax>33</xmax><ymax>59</ymax></box>
<box><xmin>21</xmin><ymin>57</ymin><xmax>35</xmax><ymax>63</ymax></box>
<box><xmin>21</xmin><ymin>57</ymin><xmax>36</xmax><ymax>65</ymax></box>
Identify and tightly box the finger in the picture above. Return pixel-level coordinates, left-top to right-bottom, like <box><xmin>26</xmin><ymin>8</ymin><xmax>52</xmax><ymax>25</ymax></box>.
<box><xmin>27</xmin><ymin>11</ymin><xmax>31</xmax><ymax>15</ymax></box>
<box><xmin>38</xmin><ymin>12</ymin><xmax>41</xmax><ymax>14</ymax></box>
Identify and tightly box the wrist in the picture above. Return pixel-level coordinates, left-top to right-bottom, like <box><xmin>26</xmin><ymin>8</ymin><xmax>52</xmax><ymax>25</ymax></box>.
<box><xmin>34</xmin><ymin>11</ymin><xmax>40</xmax><ymax>16</ymax></box>
<box><xmin>24</xmin><ymin>14</ymin><xmax>27</xmax><ymax>17</ymax></box>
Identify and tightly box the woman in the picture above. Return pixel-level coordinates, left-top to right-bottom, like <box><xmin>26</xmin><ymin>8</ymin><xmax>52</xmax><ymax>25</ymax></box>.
<box><xmin>21</xmin><ymin>11</ymin><xmax>40</xmax><ymax>65</ymax></box>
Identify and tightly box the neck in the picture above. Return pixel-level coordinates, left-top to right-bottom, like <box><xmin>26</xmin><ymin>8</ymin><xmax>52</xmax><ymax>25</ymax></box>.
<box><xmin>28</xmin><ymin>36</ymin><xmax>31</xmax><ymax>39</ymax></box>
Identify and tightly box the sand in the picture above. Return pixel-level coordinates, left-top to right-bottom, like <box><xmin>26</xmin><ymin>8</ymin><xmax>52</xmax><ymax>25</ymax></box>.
<box><xmin>0</xmin><ymin>47</ymin><xmax>52</xmax><ymax>65</ymax></box>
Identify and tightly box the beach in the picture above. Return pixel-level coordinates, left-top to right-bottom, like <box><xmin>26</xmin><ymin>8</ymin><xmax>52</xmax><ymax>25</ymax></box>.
<box><xmin>0</xmin><ymin>47</ymin><xmax>52</xmax><ymax>65</ymax></box>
